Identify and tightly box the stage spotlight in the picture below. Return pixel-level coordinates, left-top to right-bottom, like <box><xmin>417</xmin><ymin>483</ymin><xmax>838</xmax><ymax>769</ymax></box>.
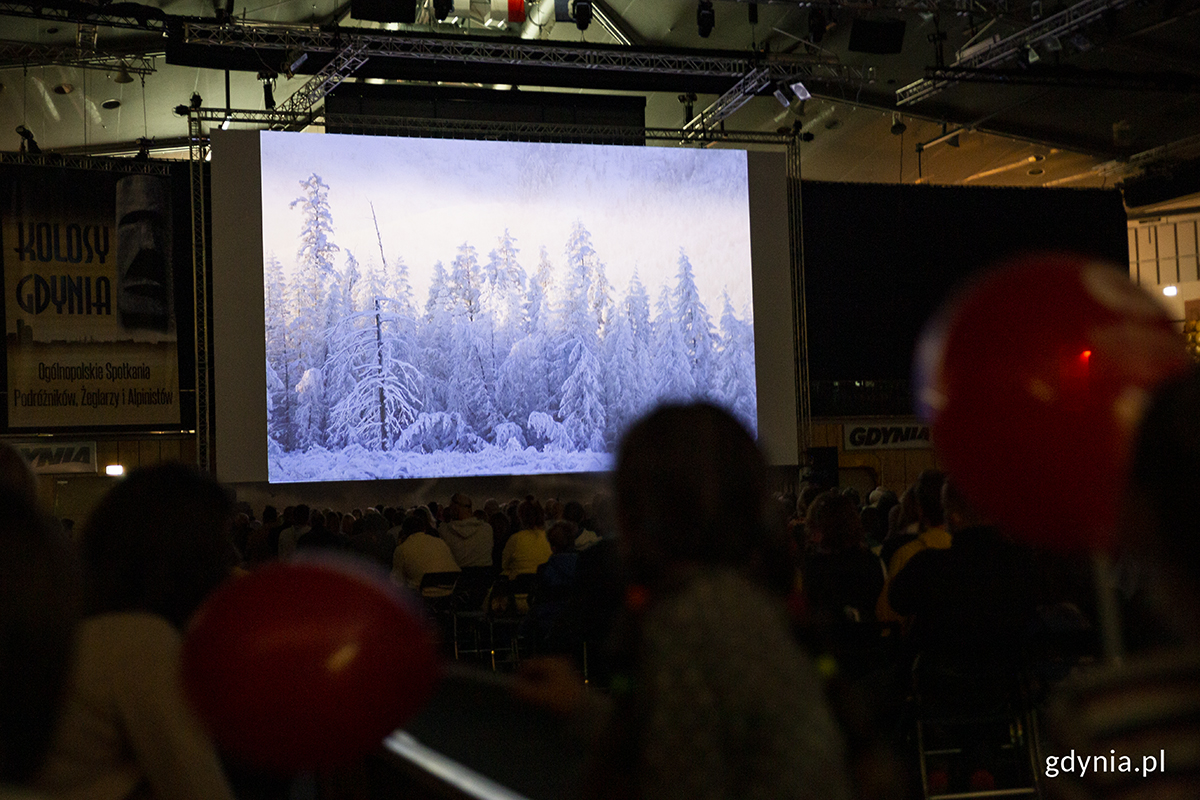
<box><xmin>697</xmin><ymin>0</ymin><xmax>714</xmax><ymax>37</ymax></box>
<box><xmin>433</xmin><ymin>0</ymin><xmax>452</xmax><ymax>19</ymax></box>
<box><xmin>190</xmin><ymin>92</ymin><xmax>203</xmax><ymax>109</ymax></box>
<box><xmin>113</xmin><ymin>62</ymin><xmax>134</xmax><ymax>84</ymax></box>
<box><xmin>258</xmin><ymin>72</ymin><xmax>276</xmax><ymax>110</ymax></box>
<box><xmin>808</xmin><ymin>7</ymin><xmax>827</xmax><ymax>43</ymax></box>
<box><xmin>890</xmin><ymin>114</ymin><xmax>906</xmax><ymax>135</ymax></box>
<box><xmin>790</xmin><ymin>80</ymin><xmax>811</xmax><ymax>101</ymax></box>
<box><xmin>134</xmin><ymin>138</ymin><xmax>151</xmax><ymax>161</ymax></box>
<box><xmin>15</xmin><ymin>125</ymin><xmax>40</xmax><ymax>154</ymax></box>
<box><xmin>572</xmin><ymin>0</ymin><xmax>591</xmax><ymax>30</ymax></box>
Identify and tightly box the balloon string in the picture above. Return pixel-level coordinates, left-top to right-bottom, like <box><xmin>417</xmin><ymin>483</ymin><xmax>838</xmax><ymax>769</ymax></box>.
<box><xmin>1091</xmin><ymin>550</ymin><xmax>1125</xmax><ymax>665</ymax></box>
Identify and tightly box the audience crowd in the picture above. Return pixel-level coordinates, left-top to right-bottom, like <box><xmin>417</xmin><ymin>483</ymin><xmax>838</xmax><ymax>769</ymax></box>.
<box><xmin>2</xmin><ymin>370</ymin><xmax>1199</xmax><ymax>800</ymax></box>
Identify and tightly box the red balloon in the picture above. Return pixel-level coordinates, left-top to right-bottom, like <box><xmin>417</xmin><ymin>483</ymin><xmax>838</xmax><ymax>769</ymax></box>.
<box><xmin>181</xmin><ymin>557</ymin><xmax>440</xmax><ymax>771</ymax></box>
<box><xmin>915</xmin><ymin>252</ymin><xmax>1189</xmax><ymax>553</ymax></box>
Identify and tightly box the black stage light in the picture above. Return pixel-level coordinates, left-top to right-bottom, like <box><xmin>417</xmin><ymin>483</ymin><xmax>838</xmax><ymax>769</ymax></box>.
<box><xmin>808</xmin><ymin>7</ymin><xmax>827</xmax><ymax>43</ymax></box>
<box><xmin>433</xmin><ymin>0</ymin><xmax>453</xmax><ymax>19</ymax></box>
<box><xmin>572</xmin><ymin>0</ymin><xmax>591</xmax><ymax>30</ymax></box>
<box><xmin>16</xmin><ymin>124</ymin><xmax>40</xmax><ymax>154</ymax></box>
<box><xmin>258</xmin><ymin>71</ymin><xmax>276</xmax><ymax>110</ymax></box>
<box><xmin>697</xmin><ymin>0</ymin><xmax>714</xmax><ymax>37</ymax></box>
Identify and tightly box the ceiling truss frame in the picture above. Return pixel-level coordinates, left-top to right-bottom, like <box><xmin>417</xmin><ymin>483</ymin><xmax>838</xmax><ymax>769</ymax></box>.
<box><xmin>896</xmin><ymin>0</ymin><xmax>1138</xmax><ymax>105</ymax></box>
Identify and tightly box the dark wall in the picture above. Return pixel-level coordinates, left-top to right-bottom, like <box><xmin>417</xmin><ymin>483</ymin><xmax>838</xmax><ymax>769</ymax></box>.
<box><xmin>801</xmin><ymin>181</ymin><xmax>1129</xmax><ymax>383</ymax></box>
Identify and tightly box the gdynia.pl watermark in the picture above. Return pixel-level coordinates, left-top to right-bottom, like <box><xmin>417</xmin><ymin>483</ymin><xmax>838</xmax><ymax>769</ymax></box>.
<box><xmin>1044</xmin><ymin>750</ymin><xmax>1166</xmax><ymax>778</ymax></box>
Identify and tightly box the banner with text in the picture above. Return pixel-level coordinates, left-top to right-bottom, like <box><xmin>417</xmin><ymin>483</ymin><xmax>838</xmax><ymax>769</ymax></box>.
<box><xmin>843</xmin><ymin>419</ymin><xmax>932</xmax><ymax>450</ymax></box>
<box><xmin>2</xmin><ymin>162</ymin><xmax>180</xmax><ymax>428</ymax></box>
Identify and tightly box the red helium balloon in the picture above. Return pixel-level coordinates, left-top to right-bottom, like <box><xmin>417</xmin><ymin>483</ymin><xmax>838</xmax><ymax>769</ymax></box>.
<box><xmin>915</xmin><ymin>252</ymin><xmax>1189</xmax><ymax>553</ymax></box>
<box><xmin>181</xmin><ymin>557</ymin><xmax>440</xmax><ymax>772</ymax></box>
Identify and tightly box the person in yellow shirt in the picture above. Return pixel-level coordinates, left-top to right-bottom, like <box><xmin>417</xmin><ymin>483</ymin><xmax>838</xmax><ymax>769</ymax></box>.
<box><xmin>875</xmin><ymin>469</ymin><xmax>951</xmax><ymax>627</ymax></box>
<box><xmin>502</xmin><ymin>496</ymin><xmax>552</xmax><ymax>578</ymax></box>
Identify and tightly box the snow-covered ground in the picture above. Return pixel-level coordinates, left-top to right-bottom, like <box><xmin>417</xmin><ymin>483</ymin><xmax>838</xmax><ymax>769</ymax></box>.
<box><xmin>268</xmin><ymin>443</ymin><xmax>612</xmax><ymax>483</ymax></box>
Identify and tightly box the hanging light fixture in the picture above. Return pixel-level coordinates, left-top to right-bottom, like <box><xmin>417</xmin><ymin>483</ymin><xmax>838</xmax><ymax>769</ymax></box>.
<box><xmin>697</xmin><ymin>0</ymin><xmax>715</xmax><ymax>37</ymax></box>
<box><xmin>113</xmin><ymin>62</ymin><xmax>134</xmax><ymax>84</ymax></box>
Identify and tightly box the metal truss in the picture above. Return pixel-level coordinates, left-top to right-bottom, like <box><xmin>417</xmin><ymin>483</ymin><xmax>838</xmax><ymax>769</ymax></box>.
<box><xmin>683</xmin><ymin>67</ymin><xmax>772</xmax><ymax>141</ymax></box>
<box><xmin>0</xmin><ymin>1</ymin><xmax>170</xmax><ymax>31</ymax></box>
<box><xmin>0</xmin><ymin>151</ymin><xmax>171</xmax><ymax>174</ymax></box>
<box><xmin>897</xmin><ymin>0</ymin><xmax>1137</xmax><ymax>105</ymax></box>
<box><xmin>187</xmin><ymin>111</ymin><xmax>211</xmax><ymax>472</ymax></box>
<box><xmin>178</xmin><ymin>20</ymin><xmax>820</xmax><ymax>80</ymax></box>
<box><xmin>190</xmin><ymin>106</ymin><xmax>793</xmax><ymax>145</ymax></box>
<box><xmin>786</xmin><ymin>136</ymin><xmax>811</xmax><ymax>456</ymax></box>
<box><xmin>922</xmin><ymin>65</ymin><xmax>1200</xmax><ymax>92</ymax></box>
<box><xmin>271</xmin><ymin>40</ymin><xmax>371</xmax><ymax>131</ymax></box>
<box><xmin>0</xmin><ymin>39</ymin><xmax>157</xmax><ymax>73</ymax></box>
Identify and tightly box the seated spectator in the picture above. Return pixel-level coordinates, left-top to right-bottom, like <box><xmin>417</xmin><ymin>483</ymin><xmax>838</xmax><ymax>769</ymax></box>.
<box><xmin>296</xmin><ymin>510</ymin><xmax>342</xmax><ymax>551</ymax></box>
<box><xmin>391</xmin><ymin>512</ymin><xmax>459</xmax><ymax>591</ymax></box>
<box><xmin>876</xmin><ymin>469</ymin><xmax>950</xmax><ymax>625</ymax></box>
<box><xmin>440</xmin><ymin>493</ymin><xmax>493</xmax><ymax>569</ymax></box>
<box><xmin>347</xmin><ymin>509</ymin><xmax>394</xmax><ymax>568</ymax></box>
<box><xmin>37</xmin><ymin>463</ymin><xmax>236</xmax><ymax>800</ymax></box>
<box><xmin>888</xmin><ymin>478</ymin><xmax>1037</xmax><ymax>689</ymax></box>
<box><xmin>526</xmin><ymin>521</ymin><xmax>581</xmax><ymax>650</ymax></box>
<box><xmin>0</xmin><ymin>483</ymin><xmax>81</xmax><ymax>796</ymax></box>
<box><xmin>502</xmin><ymin>497</ymin><xmax>551</xmax><ymax>579</ymax></box>
<box><xmin>277</xmin><ymin>503</ymin><xmax>310</xmax><ymax>561</ymax></box>
<box><xmin>804</xmin><ymin>491</ymin><xmax>886</xmax><ymax>627</ymax></box>
<box><xmin>879</xmin><ymin>485</ymin><xmax>920</xmax><ymax>567</ymax></box>
<box><xmin>562</xmin><ymin>501</ymin><xmax>599</xmax><ymax>550</ymax></box>
<box><xmin>516</xmin><ymin>403</ymin><xmax>852</xmax><ymax>800</ymax></box>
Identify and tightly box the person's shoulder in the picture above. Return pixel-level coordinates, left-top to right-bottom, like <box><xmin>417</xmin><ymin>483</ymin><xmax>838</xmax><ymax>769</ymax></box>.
<box><xmin>83</xmin><ymin>611</ymin><xmax>179</xmax><ymax>643</ymax></box>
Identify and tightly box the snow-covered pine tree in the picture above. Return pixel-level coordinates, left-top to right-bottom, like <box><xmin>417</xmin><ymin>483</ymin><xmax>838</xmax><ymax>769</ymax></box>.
<box><xmin>554</xmin><ymin>221</ymin><xmax>605</xmax><ymax>450</ymax></box>
<box><xmin>421</xmin><ymin>260</ymin><xmax>454</xmax><ymax>414</ymax></box>
<box><xmin>286</xmin><ymin>173</ymin><xmax>340</xmax><ymax>449</ymax></box>
<box><xmin>651</xmin><ymin>283</ymin><xmax>695</xmax><ymax>402</ymax></box>
<box><xmin>264</xmin><ymin>252</ymin><xmax>294</xmax><ymax>449</ymax></box>
<box><xmin>601</xmin><ymin>287</ymin><xmax>644</xmax><ymax>448</ymax></box>
<box><xmin>715</xmin><ymin>291</ymin><xmax>758</xmax><ymax>435</ymax></box>
<box><xmin>327</xmin><ymin>258</ymin><xmax>424</xmax><ymax>450</ymax></box>
<box><xmin>293</xmin><ymin>366</ymin><xmax>326</xmax><ymax>452</ymax></box>
<box><xmin>485</xmin><ymin>229</ymin><xmax>526</xmax><ymax>384</ymax></box>
<box><xmin>673</xmin><ymin>249</ymin><xmax>718</xmax><ymax>395</ymax></box>
<box><xmin>320</xmin><ymin>252</ymin><xmax>360</xmax><ymax>448</ymax></box>
<box><xmin>523</xmin><ymin>246</ymin><xmax>554</xmax><ymax>338</ymax></box>
<box><xmin>626</xmin><ymin>269</ymin><xmax>652</xmax><ymax>350</ymax></box>
<box><xmin>446</xmin><ymin>242</ymin><xmax>501</xmax><ymax>439</ymax></box>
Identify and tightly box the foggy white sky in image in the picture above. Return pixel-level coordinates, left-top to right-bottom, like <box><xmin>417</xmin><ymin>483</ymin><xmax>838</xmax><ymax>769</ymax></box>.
<box><xmin>259</xmin><ymin>131</ymin><xmax>755</xmax><ymax>316</ymax></box>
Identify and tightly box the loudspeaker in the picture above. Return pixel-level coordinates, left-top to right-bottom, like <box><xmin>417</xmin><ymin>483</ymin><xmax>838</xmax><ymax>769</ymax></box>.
<box><xmin>352</xmin><ymin>0</ymin><xmax>417</xmax><ymax>23</ymax></box>
<box><xmin>848</xmin><ymin>18</ymin><xmax>907</xmax><ymax>54</ymax></box>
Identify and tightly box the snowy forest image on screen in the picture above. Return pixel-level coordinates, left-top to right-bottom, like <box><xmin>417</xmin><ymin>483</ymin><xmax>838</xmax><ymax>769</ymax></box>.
<box><xmin>261</xmin><ymin>132</ymin><xmax>757</xmax><ymax>482</ymax></box>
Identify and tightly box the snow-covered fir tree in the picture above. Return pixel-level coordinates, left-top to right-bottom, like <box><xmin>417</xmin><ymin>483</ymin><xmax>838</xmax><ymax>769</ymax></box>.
<box><xmin>651</xmin><ymin>284</ymin><xmax>696</xmax><ymax>401</ymax></box>
<box><xmin>286</xmin><ymin>173</ymin><xmax>339</xmax><ymax>447</ymax></box>
<box><xmin>673</xmin><ymin>249</ymin><xmax>718</xmax><ymax>393</ymax></box>
<box><xmin>715</xmin><ymin>292</ymin><xmax>757</xmax><ymax>435</ymax></box>
<box><xmin>264</xmin><ymin>252</ymin><xmax>294</xmax><ymax>449</ymax></box>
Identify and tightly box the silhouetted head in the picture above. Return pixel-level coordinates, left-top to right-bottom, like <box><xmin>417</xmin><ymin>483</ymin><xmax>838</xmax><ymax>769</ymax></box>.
<box><xmin>0</xmin><ymin>487</ymin><xmax>80</xmax><ymax>785</ymax></box>
<box><xmin>1122</xmin><ymin>367</ymin><xmax>1200</xmax><ymax>639</ymax></box>
<box><xmin>806</xmin><ymin>490</ymin><xmax>868</xmax><ymax>552</ymax></box>
<box><xmin>80</xmin><ymin>463</ymin><xmax>234</xmax><ymax>629</ymax></box>
<box><xmin>517</xmin><ymin>496</ymin><xmax>545</xmax><ymax>531</ymax></box>
<box><xmin>915</xmin><ymin>469</ymin><xmax>946</xmax><ymax>528</ymax></box>
<box><xmin>615</xmin><ymin>403</ymin><xmax>791</xmax><ymax>595</ymax></box>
